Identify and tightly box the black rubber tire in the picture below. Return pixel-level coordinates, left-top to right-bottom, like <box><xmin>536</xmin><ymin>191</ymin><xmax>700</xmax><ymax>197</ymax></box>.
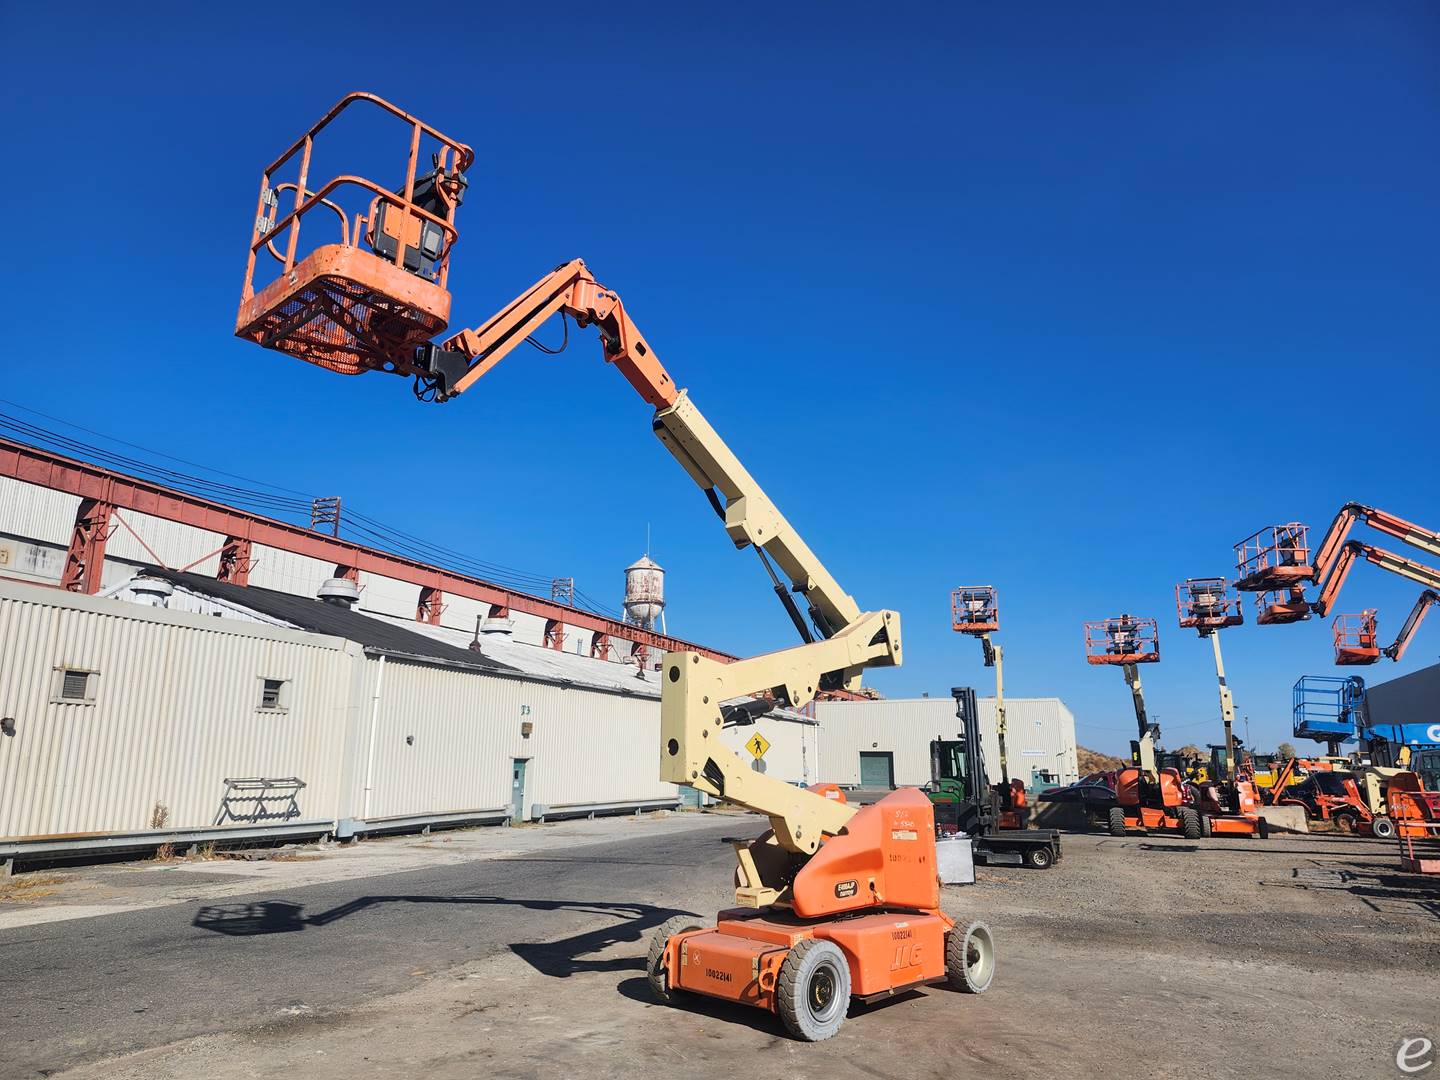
<box><xmin>1256</xmin><ymin>816</ymin><xmax>1270</xmax><ymax>840</ymax></box>
<box><xmin>776</xmin><ymin>938</ymin><xmax>851</xmax><ymax>1042</ymax></box>
<box><xmin>1332</xmin><ymin>811</ymin><xmax>1358</xmax><ymax>834</ymax></box>
<box><xmin>1371</xmin><ymin>815</ymin><xmax>1396</xmax><ymax>840</ymax></box>
<box><xmin>946</xmin><ymin>920</ymin><xmax>996</xmax><ymax>994</ymax></box>
<box><xmin>1180</xmin><ymin>807</ymin><xmax>1202</xmax><ymax>840</ymax></box>
<box><xmin>646</xmin><ymin>915</ymin><xmax>705</xmax><ymax>1004</ymax></box>
<box><xmin>1024</xmin><ymin>845</ymin><xmax>1055</xmax><ymax>870</ymax></box>
<box><xmin>1200</xmin><ymin>814</ymin><xmax>1213</xmax><ymax>838</ymax></box>
<box><xmin>1108</xmin><ymin>806</ymin><xmax>1127</xmax><ymax>837</ymax></box>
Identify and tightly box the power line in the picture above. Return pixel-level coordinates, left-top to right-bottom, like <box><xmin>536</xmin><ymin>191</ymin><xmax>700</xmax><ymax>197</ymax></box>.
<box><xmin>0</xmin><ymin>406</ymin><xmax>620</xmax><ymax>615</ymax></box>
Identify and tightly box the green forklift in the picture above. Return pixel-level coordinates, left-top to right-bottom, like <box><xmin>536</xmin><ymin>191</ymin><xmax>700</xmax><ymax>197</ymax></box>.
<box><xmin>927</xmin><ymin>687</ymin><xmax>1062</xmax><ymax>870</ymax></box>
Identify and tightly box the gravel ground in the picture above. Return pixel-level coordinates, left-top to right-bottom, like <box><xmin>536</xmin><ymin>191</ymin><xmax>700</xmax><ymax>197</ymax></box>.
<box><xmin>24</xmin><ymin>824</ymin><xmax>1440</xmax><ymax>1080</ymax></box>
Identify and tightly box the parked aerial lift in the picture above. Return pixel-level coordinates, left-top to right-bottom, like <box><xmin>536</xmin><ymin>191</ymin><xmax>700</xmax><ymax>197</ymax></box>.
<box><xmin>1174</xmin><ymin>578</ymin><xmax>1266</xmax><ymax>838</ymax></box>
<box><xmin>1332</xmin><ymin>590</ymin><xmax>1439</xmax><ymax>665</ymax></box>
<box><xmin>1234</xmin><ymin>504</ymin><xmax>1440</xmax><ymax>626</ymax></box>
<box><xmin>949</xmin><ymin>586</ymin><xmax>1027</xmax><ymax>829</ymax></box>
<box><xmin>927</xmin><ymin>686</ymin><xmax>1062</xmax><ymax>869</ymax></box>
<box><xmin>1082</xmin><ymin>615</ymin><xmax>1201</xmax><ymax>839</ymax></box>
<box><xmin>236</xmin><ymin>93</ymin><xmax>994</xmax><ymax>1042</ymax></box>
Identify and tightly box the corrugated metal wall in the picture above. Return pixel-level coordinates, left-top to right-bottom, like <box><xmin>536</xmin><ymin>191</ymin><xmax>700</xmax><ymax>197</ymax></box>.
<box><xmin>0</xmin><ymin>576</ymin><xmax>892</xmax><ymax>847</ymax></box>
<box><xmin>356</xmin><ymin>657</ymin><xmax>674</xmax><ymax>820</ymax></box>
<box><xmin>0</xmin><ymin>582</ymin><xmax>356</xmax><ymax>839</ymax></box>
<box><xmin>815</xmin><ymin>696</ymin><xmax>1078</xmax><ymax>787</ymax></box>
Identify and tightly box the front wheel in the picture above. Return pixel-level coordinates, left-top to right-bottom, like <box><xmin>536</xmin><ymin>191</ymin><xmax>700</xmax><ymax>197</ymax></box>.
<box><xmin>646</xmin><ymin>915</ymin><xmax>704</xmax><ymax>1004</ymax></box>
<box><xmin>1180</xmin><ymin>807</ymin><xmax>1202</xmax><ymax>840</ymax></box>
<box><xmin>947</xmin><ymin>920</ymin><xmax>996</xmax><ymax>994</ymax></box>
<box><xmin>776</xmin><ymin>938</ymin><xmax>851</xmax><ymax>1042</ymax></box>
<box><xmin>1108</xmin><ymin>806</ymin><xmax>1127</xmax><ymax>837</ymax></box>
<box><xmin>1370</xmin><ymin>815</ymin><xmax>1396</xmax><ymax>840</ymax></box>
<box><xmin>1025</xmin><ymin>845</ymin><xmax>1055</xmax><ymax>870</ymax></box>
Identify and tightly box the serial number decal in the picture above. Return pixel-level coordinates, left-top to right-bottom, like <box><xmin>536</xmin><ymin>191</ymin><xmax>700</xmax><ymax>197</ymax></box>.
<box><xmin>705</xmin><ymin>968</ymin><xmax>733</xmax><ymax>983</ymax></box>
<box><xmin>891</xmin><ymin>829</ymin><xmax>918</xmax><ymax>841</ymax></box>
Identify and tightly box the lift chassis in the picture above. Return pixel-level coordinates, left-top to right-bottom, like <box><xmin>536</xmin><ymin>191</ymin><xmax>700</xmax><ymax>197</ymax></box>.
<box><xmin>235</xmin><ymin>93</ymin><xmax>995</xmax><ymax>1042</ymax></box>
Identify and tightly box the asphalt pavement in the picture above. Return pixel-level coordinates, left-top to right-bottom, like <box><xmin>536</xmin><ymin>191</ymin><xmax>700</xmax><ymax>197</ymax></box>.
<box><xmin>2</xmin><ymin>816</ymin><xmax>741</xmax><ymax>1079</ymax></box>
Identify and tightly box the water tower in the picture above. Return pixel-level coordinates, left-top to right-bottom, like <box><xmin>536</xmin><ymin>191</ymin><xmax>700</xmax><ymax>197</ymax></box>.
<box><xmin>624</xmin><ymin>555</ymin><xmax>666</xmax><ymax>634</ymax></box>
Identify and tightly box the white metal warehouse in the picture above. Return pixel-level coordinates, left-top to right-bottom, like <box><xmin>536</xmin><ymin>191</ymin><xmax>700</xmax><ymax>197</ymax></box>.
<box><xmin>0</xmin><ymin>571</ymin><xmax>1078</xmax><ymax>867</ymax></box>
<box><xmin>0</xmin><ymin>575</ymin><xmax>820</xmax><ymax>868</ymax></box>
<box><xmin>816</xmin><ymin>696</ymin><xmax>1079</xmax><ymax>790</ymax></box>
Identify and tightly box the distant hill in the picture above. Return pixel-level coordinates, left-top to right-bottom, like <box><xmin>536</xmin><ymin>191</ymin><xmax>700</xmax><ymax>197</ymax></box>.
<box><xmin>1076</xmin><ymin>746</ymin><xmax>1126</xmax><ymax>774</ymax></box>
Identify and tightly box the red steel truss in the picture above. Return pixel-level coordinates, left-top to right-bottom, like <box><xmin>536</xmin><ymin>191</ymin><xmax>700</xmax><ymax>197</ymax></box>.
<box><xmin>0</xmin><ymin>435</ymin><xmax>735</xmax><ymax>665</ymax></box>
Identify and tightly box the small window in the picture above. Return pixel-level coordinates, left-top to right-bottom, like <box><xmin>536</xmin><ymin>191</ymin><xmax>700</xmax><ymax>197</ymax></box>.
<box><xmin>53</xmin><ymin>667</ymin><xmax>97</xmax><ymax>704</ymax></box>
<box><xmin>259</xmin><ymin>678</ymin><xmax>288</xmax><ymax>711</ymax></box>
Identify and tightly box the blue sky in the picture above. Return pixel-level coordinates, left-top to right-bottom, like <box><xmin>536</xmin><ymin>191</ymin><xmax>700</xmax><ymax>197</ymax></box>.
<box><xmin>4</xmin><ymin>3</ymin><xmax>1437</xmax><ymax>756</ymax></box>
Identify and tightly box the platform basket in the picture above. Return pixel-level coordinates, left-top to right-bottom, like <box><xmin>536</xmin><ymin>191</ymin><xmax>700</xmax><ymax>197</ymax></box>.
<box><xmin>1332</xmin><ymin>611</ymin><xmax>1380</xmax><ymax>666</ymax></box>
<box><xmin>951</xmin><ymin>586</ymin><xmax>999</xmax><ymax>634</ymax></box>
<box><xmin>236</xmin><ymin>93</ymin><xmax>473</xmax><ymax>377</ymax></box>
<box><xmin>1234</xmin><ymin>523</ymin><xmax>1313</xmax><ymax>591</ymax></box>
<box><xmin>1083</xmin><ymin>616</ymin><xmax>1159</xmax><ymax>665</ymax></box>
<box><xmin>1255</xmin><ymin>588</ymin><xmax>1311</xmax><ymax>625</ymax></box>
<box><xmin>1176</xmin><ymin>577</ymin><xmax>1243</xmax><ymax>632</ymax></box>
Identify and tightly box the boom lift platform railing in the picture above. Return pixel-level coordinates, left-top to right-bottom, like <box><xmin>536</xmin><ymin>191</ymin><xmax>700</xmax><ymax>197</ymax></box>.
<box><xmin>1292</xmin><ymin>675</ymin><xmax>1366</xmax><ymax>753</ymax></box>
<box><xmin>233</xmin><ymin>93</ymin><xmax>994</xmax><ymax>1043</ymax></box>
<box><xmin>236</xmin><ymin>93</ymin><xmax>473</xmax><ymax>377</ymax></box>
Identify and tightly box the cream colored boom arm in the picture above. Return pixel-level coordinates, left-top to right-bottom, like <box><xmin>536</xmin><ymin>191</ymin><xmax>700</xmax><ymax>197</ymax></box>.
<box><xmin>431</xmin><ymin>262</ymin><xmax>903</xmax><ymax>864</ymax></box>
<box><xmin>653</xmin><ymin>393</ymin><xmax>902</xmax><ymax>855</ymax></box>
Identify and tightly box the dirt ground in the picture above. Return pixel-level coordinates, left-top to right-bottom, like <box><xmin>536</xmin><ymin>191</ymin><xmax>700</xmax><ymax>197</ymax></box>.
<box><xmin>43</xmin><ymin>825</ymin><xmax>1439</xmax><ymax>1080</ymax></box>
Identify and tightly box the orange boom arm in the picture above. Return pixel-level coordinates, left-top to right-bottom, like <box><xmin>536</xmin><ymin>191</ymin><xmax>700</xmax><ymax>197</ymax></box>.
<box><xmin>415</xmin><ymin>259</ymin><xmax>678</xmax><ymax>410</ymax></box>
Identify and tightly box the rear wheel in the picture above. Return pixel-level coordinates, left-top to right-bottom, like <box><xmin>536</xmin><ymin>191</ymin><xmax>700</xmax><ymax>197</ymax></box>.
<box><xmin>946</xmin><ymin>920</ymin><xmax>996</xmax><ymax>994</ymax></box>
<box><xmin>1180</xmin><ymin>807</ymin><xmax>1202</xmax><ymax>840</ymax></box>
<box><xmin>1025</xmin><ymin>845</ymin><xmax>1055</xmax><ymax>870</ymax></box>
<box><xmin>1200</xmin><ymin>814</ymin><xmax>1213</xmax><ymax>838</ymax></box>
<box><xmin>646</xmin><ymin>915</ymin><xmax>705</xmax><ymax>1004</ymax></box>
<box><xmin>1108</xmin><ymin>807</ymin><xmax>1127</xmax><ymax>837</ymax></box>
<box><xmin>776</xmin><ymin>938</ymin><xmax>851</xmax><ymax>1042</ymax></box>
<box><xmin>1371</xmin><ymin>815</ymin><xmax>1396</xmax><ymax>840</ymax></box>
<box><xmin>1332</xmin><ymin>810</ymin><xmax>1359</xmax><ymax>834</ymax></box>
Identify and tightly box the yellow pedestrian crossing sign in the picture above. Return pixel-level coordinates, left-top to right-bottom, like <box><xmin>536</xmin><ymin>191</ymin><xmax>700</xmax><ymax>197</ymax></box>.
<box><xmin>745</xmin><ymin>732</ymin><xmax>771</xmax><ymax>760</ymax></box>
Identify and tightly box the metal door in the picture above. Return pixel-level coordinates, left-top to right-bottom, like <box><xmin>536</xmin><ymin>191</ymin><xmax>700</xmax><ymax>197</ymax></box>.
<box><xmin>511</xmin><ymin>759</ymin><xmax>528</xmax><ymax>823</ymax></box>
<box><xmin>859</xmin><ymin>751</ymin><xmax>894</xmax><ymax>789</ymax></box>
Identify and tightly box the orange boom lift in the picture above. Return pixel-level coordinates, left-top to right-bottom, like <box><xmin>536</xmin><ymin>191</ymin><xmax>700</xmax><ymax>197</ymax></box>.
<box><xmin>234</xmin><ymin>93</ymin><xmax>994</xmax><ymax>1042</ymax></box>
<box><xmin>1083</xmin><ymin>615</ymin><xmax>1201</xmax><ymax>840</ymax></box>
<box><xmin>1174</xmin><ymin>578</ymin><xmax>1265</xmax><ymax>838</ymax></box>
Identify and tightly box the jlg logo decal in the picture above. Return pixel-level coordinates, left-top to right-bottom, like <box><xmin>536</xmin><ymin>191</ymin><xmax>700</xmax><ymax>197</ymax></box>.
<box><xmin>891</xmin><ymin>943</ymin><xmax>923</xmax><ymax>971</ymax></box>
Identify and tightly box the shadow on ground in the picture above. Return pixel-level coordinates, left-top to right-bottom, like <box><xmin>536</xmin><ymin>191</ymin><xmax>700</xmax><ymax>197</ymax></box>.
<box><xmin>1258</xmin><ymin>867</ymin><xmax>1440</xmax><ymax>918</ymax></box>
<box><xmin>192</xmin><ymin>895</ymin><xmax>695</xmax><ymax>977</ymax></box>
